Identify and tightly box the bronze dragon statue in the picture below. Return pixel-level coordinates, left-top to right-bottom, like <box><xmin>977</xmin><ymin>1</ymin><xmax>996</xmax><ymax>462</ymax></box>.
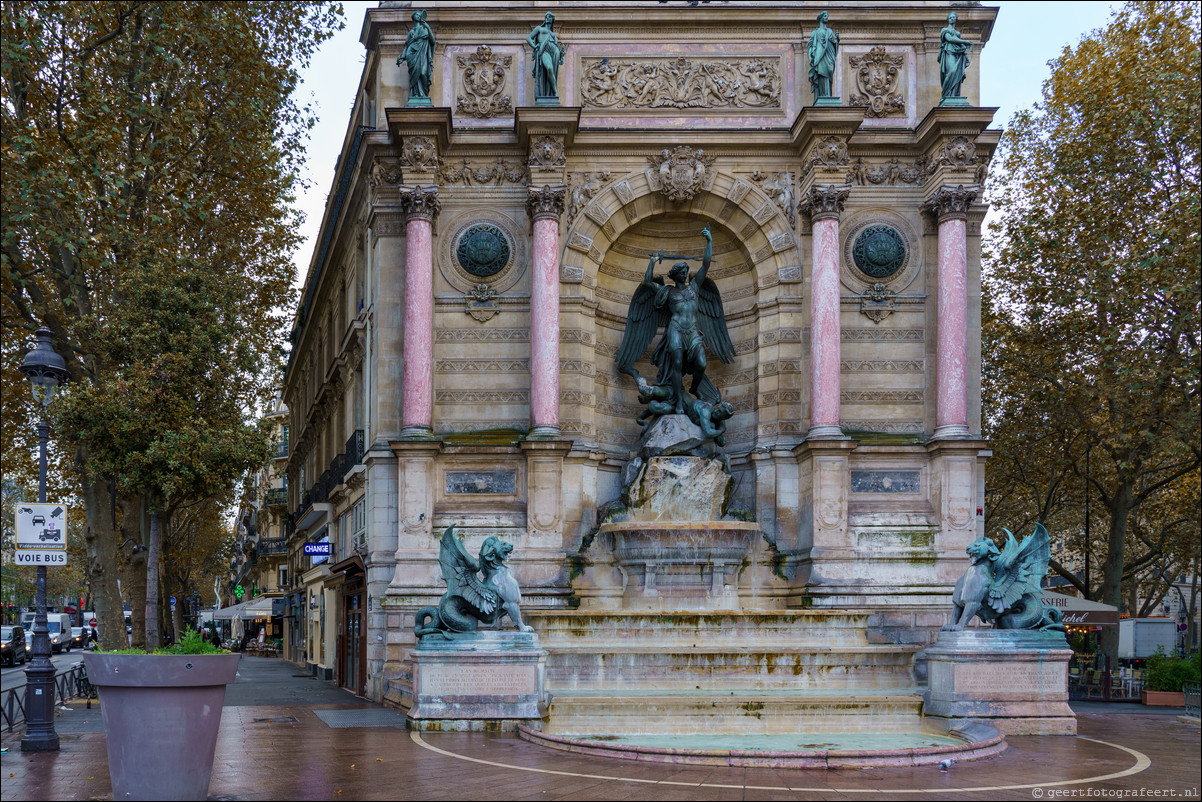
<box><xmin>943</xmin><ymin>522</ymin><xmax>1066</xmax><ymax>632</ymax></box>
<box><xmin>414</xmin><ymin>525</ymin><xmax>534</xmax><ymax>640</ymax></box>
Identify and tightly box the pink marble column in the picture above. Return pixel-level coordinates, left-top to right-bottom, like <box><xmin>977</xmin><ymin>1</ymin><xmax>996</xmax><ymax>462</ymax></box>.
<box><xmin>800</xmin><ymin>185</ymin><xmax>850</xmax><ymax>439</ymax></box>
<box><xmin>526</xmin><ymin>185</ymin><xmax>567</xmax><ymax>438</ymax></box>
<box><xmin>399</xmin><ymin>185</ymin><xmax>440</xmax><ymax>439</ymax></box>
<box><xmin>924</xmin><ymin>185</ymin><xmax>977</xmax><ymax>440</ymax></box>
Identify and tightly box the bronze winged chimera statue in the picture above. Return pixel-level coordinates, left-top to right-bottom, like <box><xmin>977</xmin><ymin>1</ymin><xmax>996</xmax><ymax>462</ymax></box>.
<box><xmin>944</xmin><ymin>522</ymin><xmax>1066</xmax><ymax>632</ymax></box>
<box><xmin>414</xmin><ymin>526</ymin><xmax>533</xmax><ymax>639</ymax></box>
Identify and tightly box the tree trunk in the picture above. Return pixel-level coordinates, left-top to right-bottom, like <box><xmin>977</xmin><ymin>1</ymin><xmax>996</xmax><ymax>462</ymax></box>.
<box><xmin>145</xmin><ymin>508</ymin><xmax>162</xmax><ymax>647</ymax></box>
<box><xmin>79</xmin><ymin>467</ymin><xmax>125</xmax><ymax>651</ymax></box>
<box><xmin>1099</xmin><ymin>481</ymin><xmax>1135</xmax><ymax>663</ymax></box>
<box><xmin>119</xmin><ymin>493</ymin><xmax>147</xmax><ymax>649</ymax></box>
<box><xmin>171</xmin><ymin>584</ymin><xmax>185</xmax><ymax>640</ymax></box>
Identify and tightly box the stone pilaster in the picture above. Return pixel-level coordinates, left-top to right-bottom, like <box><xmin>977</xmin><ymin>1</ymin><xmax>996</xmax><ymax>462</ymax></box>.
<box><xmin>923</xmin><ymin>184</ymin><xmax>977</xmax><ymax>440</ymax></box>
<box><xmin>526</xmin><ymin>185</ymin><xmax>567</xmax><ymax>439</ymax></box>
<box><xmin>399</xmin><ymin>185</ymin><xmax>440</xmax><ymax>439</ymax></box>
<box><xmin>799</xmin><ymin>184</ymin><xmax>850</xmax><ymax>440</ymax></box>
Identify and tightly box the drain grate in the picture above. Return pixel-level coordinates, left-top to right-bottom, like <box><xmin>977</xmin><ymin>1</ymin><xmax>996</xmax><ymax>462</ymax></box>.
<box><xmin>314</xmin><ymin>708</ymin><xmax>407</xmax><ymax>729</ymax></box>
<box><xmin>253</xmin><ymin>716</ymin><xmax>299</xmax><ymax>723</ymax></box>
<box><xmin>291</xmin><ymin>674</ymin><xmax>317</xmax><ymax>679</ymax></box>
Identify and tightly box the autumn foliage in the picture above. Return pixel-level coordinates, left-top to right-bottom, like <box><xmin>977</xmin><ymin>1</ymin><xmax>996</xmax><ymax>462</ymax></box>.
<box><xmin>2</xmin><ymin>2</ymin><xmax>343</xmax><ymax>647</ymax></box>
<box><xmin>984</xmin><ymin>2</ymin><xmax>1200</xmax><ymax>658</ymax></box>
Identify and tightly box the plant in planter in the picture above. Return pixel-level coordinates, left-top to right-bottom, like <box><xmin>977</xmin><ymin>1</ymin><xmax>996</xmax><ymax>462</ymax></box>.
<box><xmin>1141</xmin><ymin>648</ymin><xmax>1201</xmax><ymax>706</ymax></box>
<box><xmin>85</xmin><ymin>628</ymin><xmax>240</xmax><ymax>801</ymax></box>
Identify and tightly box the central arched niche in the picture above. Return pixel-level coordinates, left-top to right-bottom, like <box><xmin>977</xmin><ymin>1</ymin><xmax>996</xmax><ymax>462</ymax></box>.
<box><xmin>593</xmin><ymin>212</ymin><xmax>760</xmax><ymax>465</ymax></box>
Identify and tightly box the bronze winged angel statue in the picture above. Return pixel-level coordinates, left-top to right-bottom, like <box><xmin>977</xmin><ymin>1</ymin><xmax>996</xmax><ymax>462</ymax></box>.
<box><xmin>615</xmin><ymin>226</ymin><xmax>735</xmax><ymax>423</ymax></box>
<box><xmin>944</xmin><ymin>523</ymin><xmax>1066</xmax><ymax>632</ymax></box>
<box><xmin>414</xmin><ymin>526</ymin><xmax>533</xmax><ymax>639</ymax></box>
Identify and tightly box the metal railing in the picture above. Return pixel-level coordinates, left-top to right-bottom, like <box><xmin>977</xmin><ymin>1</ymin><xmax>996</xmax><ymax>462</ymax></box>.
<box><xmin>345</xmin><ymin>429</ymin><xmax>365</xmax><ymax>473</ymax></box>
<box><xmin>274</xmin><ymin>440</ymin><xmax>289</xmax><ymax>459</ymax></box>
<box><xmin>2</xmin><ymin>662</ymin><xmax>95</xmax><ymax>734</ymax></box>
<box><xmin>1185</xmin><ymin>681</ymin><xmax>1200</xmax><ymax>718</ymax></box>
<box><xmin>258</xmin><ymin>537</ymin><xmax>287</xmax><ymax>557</ymax></box>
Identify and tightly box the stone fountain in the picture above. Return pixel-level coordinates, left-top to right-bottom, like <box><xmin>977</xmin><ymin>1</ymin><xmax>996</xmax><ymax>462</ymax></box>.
<box><xmin>519</xmin><ymin>414</ymin><xmax>1005</xmax><ymax>768</ymax></box>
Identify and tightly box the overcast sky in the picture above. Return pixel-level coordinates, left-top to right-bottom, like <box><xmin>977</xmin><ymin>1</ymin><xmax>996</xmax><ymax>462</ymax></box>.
<box><xmin>289</xmin><ymin>1</ymin><xmax>1120</xmax><ymax>283</ymax></box>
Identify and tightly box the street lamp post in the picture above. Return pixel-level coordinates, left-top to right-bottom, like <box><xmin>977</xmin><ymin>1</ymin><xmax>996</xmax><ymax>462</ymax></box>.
<box><xmin>19</xmin><ymin>326</ymin><xmax>70</xmax><ymax>753</ymax></box>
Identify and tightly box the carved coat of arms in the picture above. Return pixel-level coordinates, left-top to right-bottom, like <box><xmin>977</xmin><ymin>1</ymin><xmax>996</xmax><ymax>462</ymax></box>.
<box><xmin>648</xmin><ymin>146</ymin><xmax>715</xmax><ymax>203</ymax></box>
<box><xmin>456</xmin><ymin>46</ymin><xmax>513</xmax><ymax>119</ymax></box>
<box><xmin>848</xmin><ymin>47</ymin><xmax>905</xmax><ymax>118</ymax></box>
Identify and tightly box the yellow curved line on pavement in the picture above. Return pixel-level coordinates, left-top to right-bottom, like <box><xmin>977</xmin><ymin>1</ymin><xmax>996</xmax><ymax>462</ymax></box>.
<box><xmin>410</xmin><ymin>731</ymin><xmax>1153</xmax><ymax>795</ymax></box>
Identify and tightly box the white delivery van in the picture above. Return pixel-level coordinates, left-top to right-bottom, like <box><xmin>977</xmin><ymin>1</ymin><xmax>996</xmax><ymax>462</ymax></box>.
<box><xmin>20</xmin><ymin>612</ymin><xmax>74</xmax><ymax>653</ymax></box>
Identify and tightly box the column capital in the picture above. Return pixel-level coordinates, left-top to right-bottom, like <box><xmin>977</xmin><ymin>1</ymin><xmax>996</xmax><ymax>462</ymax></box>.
<box><xmin>526</xmin><ymin>184</ymin><xmax>568</xmax><ymax>222</ymax></box>
<box><xmin>923</xmin><ymin>184</ymin><xmax>978</xmax><ymax>223</ymax></box>
<box><xmin>798</xmin><ymin>184</ymin><xmax>850</xmax><ymax>223</ymax></box>
<box><xmin>399</xmin><ymin>184</ymin><xmax>441</xmax><ymax>223</ymax></box>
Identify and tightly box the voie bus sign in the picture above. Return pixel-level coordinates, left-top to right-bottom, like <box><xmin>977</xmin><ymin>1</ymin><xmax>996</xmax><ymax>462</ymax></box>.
<box><xmin>14</xmin><ymin>503</ymin><xmax>69</xmax><ymax>565</ymax></box>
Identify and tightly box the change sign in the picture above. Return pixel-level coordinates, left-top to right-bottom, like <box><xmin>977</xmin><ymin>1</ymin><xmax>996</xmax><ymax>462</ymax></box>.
<box><xmin>14</xmin><ymin>503</ymin><xmax>69</xmax><ymax>565</ymax></box>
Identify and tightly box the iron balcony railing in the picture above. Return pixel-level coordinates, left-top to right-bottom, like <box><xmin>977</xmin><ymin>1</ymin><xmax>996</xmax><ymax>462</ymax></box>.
<box><xmin>258</xmin><ymin>537</ymin><xmax>287</xmax><ymax>557</ymax></box>
<box><xmin>274</xmin><ymin>440</ymin><xmax>289</xmax><ymax>459</ymax></box>
<box><xmin>345</xmin><ymin>429</ymin><xmax>364</xmax><ymax>472</ymax></box>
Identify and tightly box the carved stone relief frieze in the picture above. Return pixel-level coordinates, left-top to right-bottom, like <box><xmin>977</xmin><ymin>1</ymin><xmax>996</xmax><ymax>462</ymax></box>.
<box><xmin>580</xmin><ymin>56</ymin><xmax>782</xmax><ymax>109</ymax></box>
<box><xmin>439</xmin><ymin>159</ymin><xmax>527</xmax><ymax>186</ymax></box>
<box><xmin>566</xmin><ymin>171</ymin><xmax>612</xmax><ymax>226</ymax></box>
<box><xmin>750</xmin><ymin>170</ymin><xmax>796</xmax><ymax>227</ymax></box>
<box><xmin>845</xmin><ymin>157</ymin><xmax>924</xmax><ymax>186</ymax></box>
<box><xmin>848</xmin><ymin>47</ymin><xmax>905</xmax><ymax>118</ymax></box>
<box><xmin>368</xmin><ymin>157</ymin><xmax>402</xmax><ymax>188</ymax></box>
<box><xmin>973</xmin><ymin>155</ymin><xmax>990</xmax><ymax>186</ymax></box>
<box><xmin>647</xmin><ymin>145</ymin><xmax>716</xmax><ymax>203</ymax></box>
<box><xmin>456</xmin><ymin>46</ymin><xmax>513</xmax><ymax>119</ymax></box>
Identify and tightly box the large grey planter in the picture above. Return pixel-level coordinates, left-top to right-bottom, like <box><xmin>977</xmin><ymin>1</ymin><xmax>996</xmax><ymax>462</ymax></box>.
<box><xmin>83</xmin><ymin>652</ymin><xmax>240</xmax><ymax>801</ymax></box>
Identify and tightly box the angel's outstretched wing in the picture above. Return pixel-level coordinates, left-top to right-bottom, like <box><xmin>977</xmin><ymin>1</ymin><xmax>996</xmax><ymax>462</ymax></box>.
<box><xmin>986</xmin><ymin>524</ymin><xmax>1049</xmax><ymax>614</ymax></box>
<box><xmin>696</xmin><ymin>276</ymin><xmax>735</xmax><ymax>365</ymax></box>
<box><xmin>437</xmin><ymin>526</ymin><xmax>499</xmax><ymax>616</ymax></box>
<box><xmin>616</xmin><ymin>278</ymin><xmax>667</xmax><ymax>374</ymax></box>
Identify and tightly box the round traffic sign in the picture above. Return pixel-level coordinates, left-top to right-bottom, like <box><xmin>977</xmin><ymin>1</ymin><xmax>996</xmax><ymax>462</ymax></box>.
<box><xmin>89</xmin><ymin>618</ymin><xmax>98</xmax><ymax>627</ymax></box>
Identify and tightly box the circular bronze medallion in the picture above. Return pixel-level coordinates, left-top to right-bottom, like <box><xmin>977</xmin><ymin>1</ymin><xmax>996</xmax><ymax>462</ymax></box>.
<box><xmin>851</xmin><ymin>225</ymin><xmax>906</xmax><ymax>279</ymax></box>
<box><xmin>456</xmin><ymin>224</ymin><xmax>511</xmax><ymax>278</ymax></box>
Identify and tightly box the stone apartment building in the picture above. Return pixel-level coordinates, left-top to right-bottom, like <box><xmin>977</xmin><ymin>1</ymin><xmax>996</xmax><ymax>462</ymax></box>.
<box><xmin>281</xmin><ymin>1</ymin><xmax>998</xmax><ymax>703</ymax></box>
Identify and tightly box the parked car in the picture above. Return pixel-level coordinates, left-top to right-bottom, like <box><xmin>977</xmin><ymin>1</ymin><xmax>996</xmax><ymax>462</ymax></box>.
<box><xmin>2</xmin><ymin>625</ymin><xmax>28</xmax><ymax>667</ymax></box>
<box><xmin>70</xmin><ymin>626</ymin><xmax>90</xmax><ymax>650</ymax></box>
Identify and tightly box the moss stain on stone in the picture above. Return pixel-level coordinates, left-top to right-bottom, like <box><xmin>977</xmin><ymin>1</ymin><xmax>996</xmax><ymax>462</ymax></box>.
<box><xmin>440</xmin><ymin>428</ymin><xmax>525</xmax><ymax>446</ymax></box>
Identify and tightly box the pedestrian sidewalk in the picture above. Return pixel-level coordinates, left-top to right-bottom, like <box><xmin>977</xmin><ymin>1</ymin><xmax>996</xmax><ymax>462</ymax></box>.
<box><xmin>2</xmin><ymin>657</ymin><xmax>1199</xmax><ymax>801</ymax></box>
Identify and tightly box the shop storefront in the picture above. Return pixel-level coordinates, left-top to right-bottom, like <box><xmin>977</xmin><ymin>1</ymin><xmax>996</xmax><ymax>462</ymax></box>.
<box><xmin>325</xmin><ymin>555</ymin><xmax>366</xmax><ymax>697</ymax></box>
<box><xmin>1042</xmin><ymin>591</ymin><xmax>1127</xmax><ymax>700</ymax></box>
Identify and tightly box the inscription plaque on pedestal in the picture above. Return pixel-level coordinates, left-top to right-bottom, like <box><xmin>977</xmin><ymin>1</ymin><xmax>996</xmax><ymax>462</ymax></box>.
<box><xmin>407</xmin><ymin>631</ymin><xmax>547</xmax><ymax>731</ymax></box>
<box><xmin>923</xmin><ymin>629</ymin><xmax>1076</xmax><ymax>735</ymax></box>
